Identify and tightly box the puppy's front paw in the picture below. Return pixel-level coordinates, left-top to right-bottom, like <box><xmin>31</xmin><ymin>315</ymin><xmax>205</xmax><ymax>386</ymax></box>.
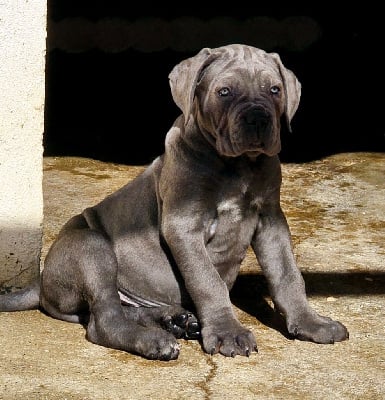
<box><xmin>201</xmin><ymin>320</ymin><xmax>257</xmax><ymax>357</ymax></box>
<box><xmin>288</xmin><ymin>313</ymin><xmax>349</xmax><ymax>344</ymax></box>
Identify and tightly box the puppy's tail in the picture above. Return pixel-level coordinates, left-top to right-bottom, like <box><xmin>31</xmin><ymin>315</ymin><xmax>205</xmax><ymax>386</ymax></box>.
<box><xmin>0</xmin><ymin>278</ymin><xmax>40</xmax><ymax>311</ymax></box>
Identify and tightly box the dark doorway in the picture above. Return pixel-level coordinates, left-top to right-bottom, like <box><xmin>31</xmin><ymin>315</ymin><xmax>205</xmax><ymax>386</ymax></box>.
<box><xmin>44</xmin><ymin>3</ymin><xmax>384</xmax><ymax>165</ymax></box>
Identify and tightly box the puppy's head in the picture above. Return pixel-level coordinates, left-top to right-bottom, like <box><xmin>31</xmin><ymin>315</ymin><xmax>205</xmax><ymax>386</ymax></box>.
<box><xmin>169</xmin><ymin>44</ymin><xmax>301</xmax><ymax>157</ymax></box>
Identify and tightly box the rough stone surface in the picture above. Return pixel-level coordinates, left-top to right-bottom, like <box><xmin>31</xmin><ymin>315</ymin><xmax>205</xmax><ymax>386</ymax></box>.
<box><xmin>1</xmin><ymin>152</ymin><xmax>384</xmax><ymax>399</ymax></box>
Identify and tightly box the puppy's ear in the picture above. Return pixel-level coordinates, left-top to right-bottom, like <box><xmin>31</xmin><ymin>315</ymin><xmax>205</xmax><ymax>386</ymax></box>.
<box><xmin>169</xmin><ymin>48</ymin><xmax>219</xmax><ymax>125</ymax></box>
<box><xmin>270</xmin><ymin>53</ymin><xmax>302</xmax><ymax>132</ymax></box>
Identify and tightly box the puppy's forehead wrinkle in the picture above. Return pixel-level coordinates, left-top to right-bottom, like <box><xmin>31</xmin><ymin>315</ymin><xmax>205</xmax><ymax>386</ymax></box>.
<box><xmin>207</xmin><ymin>61</ymin><xmax>278</xmax><ymax>92</ymax></box>
<box><xmin>213</xmin><ymin>45</ymin><xmax>274</xmax><ymax>67</ymax></box>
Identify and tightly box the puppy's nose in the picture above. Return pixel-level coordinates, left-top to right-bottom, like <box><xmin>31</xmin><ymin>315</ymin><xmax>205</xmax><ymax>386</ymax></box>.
<box><xmin>243</xmin><ymin>108</ymin><xmax>271</xmax><ymax>135</ymax></box>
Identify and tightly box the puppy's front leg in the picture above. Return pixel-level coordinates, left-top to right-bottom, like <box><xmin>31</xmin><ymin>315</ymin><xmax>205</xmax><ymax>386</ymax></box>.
<box><xmin>251</xmin><ymin>201</ymin><xmax>349</xmax><ymax>344</ymax></box>
<box><xmin>161</xmin><ymin>212</ymin><xmax>257</xmax><ymax>357</ymax></box>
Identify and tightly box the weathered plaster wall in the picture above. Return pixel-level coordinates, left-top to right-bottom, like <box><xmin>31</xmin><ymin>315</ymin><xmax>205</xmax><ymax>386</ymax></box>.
<box><xmin>0</xmin><ymin>1</ymin><xmax>46</xmax><ymax>289</ymax></box>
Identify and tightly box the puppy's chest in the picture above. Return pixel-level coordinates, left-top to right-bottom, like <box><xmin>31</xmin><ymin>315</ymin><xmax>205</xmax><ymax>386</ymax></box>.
<box><xmin>205</xmin><ymin>181</ymin><xmax>261</xmax><ymax>246</ymax></box>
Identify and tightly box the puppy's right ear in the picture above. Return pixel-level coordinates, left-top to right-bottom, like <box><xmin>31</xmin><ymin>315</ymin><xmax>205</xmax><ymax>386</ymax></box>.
<box><xmin>169</xmin><ymin>48</ymin><xmax>219</xmax><ymax>125</ymax></box>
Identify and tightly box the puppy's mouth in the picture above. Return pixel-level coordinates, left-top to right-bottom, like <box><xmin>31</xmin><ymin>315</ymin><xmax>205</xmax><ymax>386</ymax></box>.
<box><xmin>215</xmin><ymin>105</ymin><xmax>280</xmax><ymax>157</ymax></box>
<box><xmin>216</xmin><ymin>138</ymin><xmax>280</xmax><ymax>158</ymax></box>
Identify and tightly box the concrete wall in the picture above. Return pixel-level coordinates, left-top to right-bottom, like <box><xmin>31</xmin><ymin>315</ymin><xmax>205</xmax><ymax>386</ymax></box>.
<box><xmin>0</xmin><ymin>1</ymin><xmax>46</xmax><ymax>290</ymax></box>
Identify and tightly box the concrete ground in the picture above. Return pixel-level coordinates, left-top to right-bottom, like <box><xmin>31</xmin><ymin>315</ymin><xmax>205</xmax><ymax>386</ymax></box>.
<box><xmin>1</xmin><ymin>152</ymin><xmax>384</xmax><ymax>399</ymax></box>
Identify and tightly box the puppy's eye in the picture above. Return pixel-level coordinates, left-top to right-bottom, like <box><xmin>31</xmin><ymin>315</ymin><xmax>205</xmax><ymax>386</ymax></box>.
<box><xmin>218</xmin><ymin>87</ymin><xmax>231</xmax><ymax>97</ymax></box>
<box><xmin>270</xmin><ymin>86</ymin><xmax>281</xmax><ymax>95</ymax></box>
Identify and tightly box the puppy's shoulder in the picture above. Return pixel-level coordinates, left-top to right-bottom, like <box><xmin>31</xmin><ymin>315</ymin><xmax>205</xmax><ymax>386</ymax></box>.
<box><xmin>164</xmin><ymin>115</ymin><xmax>184</xmax><ymax>149</ymax></box>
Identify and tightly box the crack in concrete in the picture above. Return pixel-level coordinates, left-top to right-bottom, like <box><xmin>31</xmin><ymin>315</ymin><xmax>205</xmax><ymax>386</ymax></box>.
<box><xmin>200</xmin><ymin>354</ymin><xmax>218</xmax><ymax>400</ymax></box>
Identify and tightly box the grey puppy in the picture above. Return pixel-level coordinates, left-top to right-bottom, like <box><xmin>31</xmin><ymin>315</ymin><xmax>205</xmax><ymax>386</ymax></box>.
<box><xmin>0</xmin><ymin>44</ymin><xmax>348</xmax><ymax>360</ymax></box>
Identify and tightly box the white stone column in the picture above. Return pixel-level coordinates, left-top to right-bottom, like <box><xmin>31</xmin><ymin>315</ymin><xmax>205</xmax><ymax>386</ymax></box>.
<box><xmin>0</xmin><ymin>0</ymin><xmax>46</xmax><ymax>290</ymax></box>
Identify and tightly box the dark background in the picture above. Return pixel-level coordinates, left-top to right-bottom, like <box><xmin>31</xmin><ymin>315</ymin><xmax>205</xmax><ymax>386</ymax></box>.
<box><xmin>44</xmin><ymin>2</ymin><xmax>384</xmax><ymax>165</ymax></box>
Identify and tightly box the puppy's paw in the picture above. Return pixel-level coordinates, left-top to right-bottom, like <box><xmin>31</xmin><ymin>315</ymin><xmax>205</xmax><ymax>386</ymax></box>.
<box><xmin>161</xmin><ymin>311</ymin><xmax>201</xmax><ymax>339</ymax></box>
<box><xmin>201</xmin><ymin>321</ymin><xmax>257</xmax><ymax>357</ymax></box>
<box><xmin>137</xmin><ymin>329</ymin><xmax>181</xmax><ymax>361</ymax></box>
<box><xmin>288</xmin><ymin>313</ymin><xmax>349</xmax><ymax>344</ymax></box>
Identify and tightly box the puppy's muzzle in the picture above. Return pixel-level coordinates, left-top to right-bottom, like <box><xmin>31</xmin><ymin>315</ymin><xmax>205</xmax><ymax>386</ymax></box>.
<box><xmin>241</xmin><ymin>107</ymin><xmax>273</xmax><ymax>150</ymax></box>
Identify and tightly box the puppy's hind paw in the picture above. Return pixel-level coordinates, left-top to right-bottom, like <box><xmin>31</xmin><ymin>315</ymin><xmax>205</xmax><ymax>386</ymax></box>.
<box><xmin>145</xmin><ymin>341</ymin><xmax>180</xmax><ymax>361</ymax></box>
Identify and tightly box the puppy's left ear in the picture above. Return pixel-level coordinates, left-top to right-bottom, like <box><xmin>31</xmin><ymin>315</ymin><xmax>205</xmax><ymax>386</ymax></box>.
<box><xmin>270</xmin><ymin>53</ymin><xmax>302</xmax><ymax>132</ymax></box>
<box><xmin>169</xmin><ymin>48</ymin><xmax>220</xmax><ymax>125</ymax></box>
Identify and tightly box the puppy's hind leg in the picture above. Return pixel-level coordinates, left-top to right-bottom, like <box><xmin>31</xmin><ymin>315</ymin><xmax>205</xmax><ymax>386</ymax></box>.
<box><xmin>86</xmin><ymin>299</ymin><xmax>181</xmax><ymax>360</ymax></box>
<box><xmin>42</xmin><ymin>221</ymin><xmax>180</xmax><ymax>360</ymax></box>
<box><xmin>79</xmin><ymin>236</ymin><xmax>180</xmax><ymax>360</ymax></box>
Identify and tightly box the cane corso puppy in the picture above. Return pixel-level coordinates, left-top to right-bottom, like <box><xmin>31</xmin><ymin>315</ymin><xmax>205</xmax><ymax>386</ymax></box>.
<box><xmin>0</xmin><ymin>44</ymin><xmax>349</xmax><ymax>360</ymax></box>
